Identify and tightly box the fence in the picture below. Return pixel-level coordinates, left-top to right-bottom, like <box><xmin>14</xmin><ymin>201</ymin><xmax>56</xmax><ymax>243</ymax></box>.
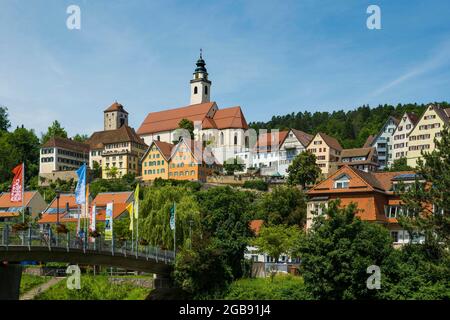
<box><xmin>0</xmin><ymin>224</ymin><xmax>175</xmax><ymax>264</ymax></box>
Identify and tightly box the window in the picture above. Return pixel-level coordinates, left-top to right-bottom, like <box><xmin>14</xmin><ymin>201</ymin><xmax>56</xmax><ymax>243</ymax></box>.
<box><xmin>334</xmin><ymin>175</ymin><xmax>350</xmax><ymax>189</ymax></box>
<box><xmin>194</xmin><ymin>86</ymin><xmax>198</xmax><ymax>94</ymax></box>
<box><xmin>391</xmin><ymin>231</ymin><xmax>399</xmax><ymax>243</ymax></box>
<box><xmin>205</xmin><ymin>86</ymin><xmax>208</xmax><ymax>95</ymax></box>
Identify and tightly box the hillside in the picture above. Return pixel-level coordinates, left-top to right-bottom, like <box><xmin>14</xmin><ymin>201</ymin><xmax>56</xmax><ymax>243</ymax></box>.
<box><xmin>249</xmin><ymin>102</ymin><xmax>449</xmax><ymax>149</ymax></box>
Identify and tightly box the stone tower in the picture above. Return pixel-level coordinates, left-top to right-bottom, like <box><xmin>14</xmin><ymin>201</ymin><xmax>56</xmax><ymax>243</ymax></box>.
<box><xmin>190</xmin><ymin>50</ymin><xmax>211</xmax><ymax>105</ymax></box>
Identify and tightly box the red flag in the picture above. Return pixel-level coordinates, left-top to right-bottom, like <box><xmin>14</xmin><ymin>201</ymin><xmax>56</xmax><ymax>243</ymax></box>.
<box><xmin>10</xmin><ymin>164</ymin><xmax>23</xmax><ymax>202</ymax></box>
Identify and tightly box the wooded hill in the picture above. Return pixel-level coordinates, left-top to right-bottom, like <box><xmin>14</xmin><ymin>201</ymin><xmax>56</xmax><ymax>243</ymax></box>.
<box><xmin>249</xmin><ymin>102</ymin><xmax>449</xmax><ymax>149</ymax></box>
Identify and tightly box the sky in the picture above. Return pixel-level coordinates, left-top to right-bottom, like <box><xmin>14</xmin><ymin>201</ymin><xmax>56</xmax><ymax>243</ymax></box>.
<box><xmin>1</xmin><ymin>0</ymin><xmax>450</xmax><ymax>137</ymax></box>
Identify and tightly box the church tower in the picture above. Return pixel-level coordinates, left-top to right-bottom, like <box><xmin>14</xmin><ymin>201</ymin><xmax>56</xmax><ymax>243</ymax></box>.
<box><xmin>103</xmin><ymin>102</ymin><xmax>129</xmax><ymax>131</ymax></box>
<box><xmin>190</xmin><ymin>50</ymin><xmax>211</xmax><ymax>105</ymax></box>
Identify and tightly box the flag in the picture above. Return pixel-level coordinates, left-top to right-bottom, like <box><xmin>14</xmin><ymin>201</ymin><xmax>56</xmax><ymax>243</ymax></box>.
<box><xmin>169</xmin><ymin>203</ymin><xmax>175</xmax><ymax>230</ymax></box>
<box><xmin>134</xmin><ymin>184</ymin><xmax>139</xmax><ymax>219</ymax></box>
<box><xmin>105</xmin><ymin>202</ymin><xmax>114</xmax><ymax>241</ymax></box>
<box><xmin>89</xmin><ymin>204</ymin><xmax>96</xmax><ymax>232</ymax></box>
<box><xmin>75</xmin><ymin>164</ymin><xmax>86</xmax><ymax>205</ymax></box>
<box><xmin>126</xmin><ymin>202</ymin><xmax>134</xmax><ymax>231</ymax></box>
<box><xmin>10</xmin><ymin>164</ymin><xmax>23</xmax><ymax>202</ymax></box>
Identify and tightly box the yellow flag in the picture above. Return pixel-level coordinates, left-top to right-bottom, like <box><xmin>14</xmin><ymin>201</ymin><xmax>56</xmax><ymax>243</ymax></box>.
<box><xmin>134</xmin><ymin>184</ymin><xmax>139</xmax><ymax>219</ymax></box>
<box><xmin>126</xmin><ymin>202</ymin><xmax>134</xmax><ymax>231</ymax></box>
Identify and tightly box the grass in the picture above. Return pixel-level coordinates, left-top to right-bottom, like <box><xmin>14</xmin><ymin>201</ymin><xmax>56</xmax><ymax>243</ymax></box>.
<box><xmin>20</xmin><ymin>274</ymin><xmax>50</xmax><ymax>295</ymax></box>
<box><xmin>222</xmin><ymin>274</ymin><xmax>312</xmax><ymax>300</ymax></box>
<box><xmin>34</xmin><ymin>275</ymin><xmax>151</xmax><ymax>300</ymax></box>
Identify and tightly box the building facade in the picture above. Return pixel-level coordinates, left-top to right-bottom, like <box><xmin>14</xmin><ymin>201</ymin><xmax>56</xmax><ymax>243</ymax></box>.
<box><xmin>141</xmin><ymin>141</ymin><xmax>173</xmax><ymax>181</ymax></box>
<box><xmin>306</xmin><ymin>132</ymin><xmax>342</xmax><ymax>177</ymax></box>
<box><xmin>0</xmin><ymin>191</ymin><xmax>46</xmax><ymax>222</ymax></box>
<box><xmin>369</xmin><ymin>116</ymin><xmax>399</xmax><ymax>169</ymax></box>
<box><xmin>406</xmin><ymin>105</ymin><xmax>450</xmax><ymax>168</ymax></box>
<box><xmin>306</xmin><ymin>166</ymin><xmax>426</xmax><ymax>246</ymax></box>
<box><xmin>87</xmin><ymin>102</ymin><xmax>148</xmax><ymax>179</ymax></box>
<box><xmin>337</xmin><ymin>147</ymin><xmax>378</xmax><ymax>172</ymax></box>
<box><xmin>40</xmin><ymin>137</ymin><xmax>89</xmax><ymax>174</ymax></box>
<box><xmin>390</xmin><ymin>112</ymin><xmax>419</xmax><ymax>165</ymax></box>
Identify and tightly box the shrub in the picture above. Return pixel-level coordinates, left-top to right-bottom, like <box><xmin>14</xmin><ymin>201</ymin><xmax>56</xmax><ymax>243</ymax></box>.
<box><xmin>243</xmin><ymin>179</ymin><xmax>268</xmax><ymax>191</ymax></box>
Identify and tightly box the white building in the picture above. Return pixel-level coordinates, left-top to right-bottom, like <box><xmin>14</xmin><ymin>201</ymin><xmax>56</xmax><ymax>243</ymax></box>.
<box><xmin>136</xmin><ymin>53</ymin><xmax>249</xmax><ymax>164</ymax></box>
<box><xmin>390</xmin><ymin>112</ymin><xmax>419</xmax><ymax>165</ymax></box>
<box><xmin>40</xmin><ymin>137</ymin><xmax>89</xmax><ymax>174</ymax></box>
<box><xmin>367</xmin><ymin>116</ymin><xmax>399</xmax><ymax>170</ymax></box>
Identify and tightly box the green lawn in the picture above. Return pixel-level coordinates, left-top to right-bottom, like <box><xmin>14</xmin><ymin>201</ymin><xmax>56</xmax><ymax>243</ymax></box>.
<box><xmin>222</xmin><ymin>274</ymin><xmax>312</xmax><ymax>300</ymax></box>
<box><xmin>34</xmin><ymin>275</ymin><xmax>151</xmax><ymax>300</ymax></box>
<box><xmin>20</xmin><ymin>274</ymin><xmax>50</xmax><ymax>295</ymax></box>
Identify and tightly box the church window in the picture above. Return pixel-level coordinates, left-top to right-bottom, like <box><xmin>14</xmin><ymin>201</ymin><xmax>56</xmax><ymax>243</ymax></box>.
<box><xmin>194</xmin><ymin>86</ymin><xmax>198</xmax><ymax>94</ymax></box>
<box><xmin>205</xmin><ymin>86</ymin><xmax>208</xmax><ymax>95</ymax></box>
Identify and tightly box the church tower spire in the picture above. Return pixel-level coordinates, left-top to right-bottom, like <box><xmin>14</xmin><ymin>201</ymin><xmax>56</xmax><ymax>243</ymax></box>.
<box><xmin>190</xmin><ymin>49</ymin><xmax>211</xmax><ymax>105</ymax></box>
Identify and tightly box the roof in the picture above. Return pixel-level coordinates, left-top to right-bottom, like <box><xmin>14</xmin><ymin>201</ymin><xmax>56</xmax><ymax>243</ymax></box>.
<box><xmin>432</xmin><ymin>105</ymin><xmax>450</xmax><ymax>125</ymax></box>
<box><xmin>208</xmin><ymin>106</ymin><xmax>248</xmax><ymax>130</ymax></box>
<box><xmin>340</xmin><ymin>147</ymin><xmax>374</xmax><ymax>159</ymax></box>
<box><xmin>256</xmin><ymin>131</ymin><xmax>289</xmax><ymax>151</ymax></box>
<box><xmin>104</xmin><ymin>102</ymin><xmax>128</xmax><ymax>114</ymax></box>
<box><xmin>363</xmin><ymin>135</ymin><xmax>375</xmax><ymax>148</ymax></box>
<box><xmin>405</xmin><ymin>112</ymin><xmax>420</xmax><ymax>125</ymax></box>
<box><xmin>0</xmin><ymin>191</ymin><xmax>37</xmax><ymax>208</ymax></box>
<box><xmin>307</xmin><ymin>165</ymin><xmax>416</xmax><ymax>195</ymax></box>
<box><xmin>316</xmin><ymin>132</ymin><xmax>343</xmax><ymax>151</ymax></box>
<box><xmin>41</xmin><ymin>136</ymin><xmax>90</xmax><ymax>153</ymax></box>
<box><xmin>142</xmin><ymin>140</ymin><xmax>175</xmax><ymax>162</ymax></box>
<box><xmin>137</xmin><ymin>102</ymin><xmax>216</xmax><ymax>135</ymax></box>
<box><xmin>249</xmin><ymin>219</ymin><xmax>264</xmax><ymax>236</ymax></box>
<box><xmin>92</xmin><ymin>191</ymin><xmax>133</xmax><ymax>206</ymax></box>
<box><xmin>172</xmin><ymin>137</ymin><xmax>221</xmax><ymax>165</ymax></box>
<box><xmin>87</xmin><ymin>125</ymin><xmax>147</xmax><ymax>150</ymax></box>
<box><xmin>291</xmin><ymin>129</ymin><xmax>314</xmax><ymax>147</ymax></box>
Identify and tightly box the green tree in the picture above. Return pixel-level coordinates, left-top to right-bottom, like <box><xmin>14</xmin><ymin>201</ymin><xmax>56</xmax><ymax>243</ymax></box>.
<box><xmin>91</xmin><ymin>161</ymin><xmax>102</xmax><ymax>179</ymax></box>
<box><xmin>252</xmin><ymin>224</ymin><xmax>301</xmax><ymax>263</ymax></box>
<box><xmin>72</xmin><ymin>133</ymin><xmax>89</xmax><ymax>142</ymax></box>
<box><xmin>386</xmin><ymin>157</ymin><xmax>413</xmax><ymax>172</ymax></box>
<box><xmin>0</xmin><ymin>106</ymin><xmax>10</xmax><ymax>131</ymax></box>
<box><xmin>177</xmin><ymin>118</ymin><xmax>194</xmax><ymax>139</ymax></box>
<box><xmin>223</xmin><ymin>157</ymin><xmax>245</xmax><ymax>175</ymax></box>
<box><xmin>41</xmin><ymin>120</ymin><xmax>68</xmax><ymax>144</ymax></box>
<box><xmin>287</xmin><ymin>151</ymin><xmax>321</xmax><ymax>188</ymax></box>
<box><xmin>258</xmin><ymin>185</ymin><xmax>307</xmax><ymax>227</ymax></box>
<box><xmin>400</xmin><ymin>125</ymin><xmax>450</xmax><ymax>251</ymax></box>
<box><xmin>140</xmin><ymin>186</ymin><xmax>201</xmax><ymax>249</ymax></box>
<box><xmin>106</xmin><ymin>166</ymin><xmax>119</xmax><ymax>179</ymax></box>
<box><xmin>196</xmin><ymin>186</ymin><xmax>254</xmax><ymax>279</ymax></box>
<box><xmin>298</xmin><ymin>200</ymin><xmax>395</xmax><ymax>299</ymax></box>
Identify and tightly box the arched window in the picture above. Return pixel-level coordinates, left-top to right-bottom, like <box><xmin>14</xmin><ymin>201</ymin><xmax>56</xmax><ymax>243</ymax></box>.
<box><xmin>220</xmin><ymin>132</ymin><xmax>224</xmax><ymax>145</ymax></box>
<box><xmin>234</xmin><ymin>133</ymin><xmax>238</xmax><ymax>145</ymax></box>
<box><xmin>205</xmin><ymin>86</ymin><xmax>208</xmax><ymax>95</ymax></box>
<box><xmin>194</xmin><ymin>86</ymin><xmax>198</xmax><ymax>94</ymax></box>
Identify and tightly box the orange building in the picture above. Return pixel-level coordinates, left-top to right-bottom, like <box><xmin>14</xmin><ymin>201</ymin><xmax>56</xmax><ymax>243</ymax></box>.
<box><xmin>306</xmin><ymin>165</ymin><xmax>427</xmax><ymax>245</ymax></box>
<box><xmin>0</xmin><ymin>191</ymin><xmax>47</xmax><ymax>222</ymax></box>
<box><xmin>38</xmin><ymin>192</ymin><xmax>132</xmax><ymax>226</ymax></box>
<box><xmin>168</xmin><ymin>137</ymin><xmax>221</xmax><ymax>182</ymax></box>
<box><xmin>141</xmin><ymin>140</ymin><xmax>173</xmax><ymax>181</ymax></box>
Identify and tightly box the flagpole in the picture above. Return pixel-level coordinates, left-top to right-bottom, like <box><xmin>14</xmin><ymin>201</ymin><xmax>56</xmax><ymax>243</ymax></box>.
<box><xmin>22</xmin><ymin>162</ymin><xmax>25</xmax><ymax>223</ymax></box>
<box><xmin>136</xmin><ymin>188</ymin><xmax>139</xmax><ymax>255</ymax></box>
<box><xmin>131</xmin><ymin>198</ymin><xmax>134</xmax><ymax>254</ymax></box>
<box><xmin>174</xmin><ymin>202</ymin><xmax>176</xmax><ymax>258</ymax></box>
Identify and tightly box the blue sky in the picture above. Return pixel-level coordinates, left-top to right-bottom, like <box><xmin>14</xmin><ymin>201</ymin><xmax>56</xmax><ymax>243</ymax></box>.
<box><xmin>1</xmin><ymin>0</ymin><xmax>450</xmax><ymax>136</ymax></box>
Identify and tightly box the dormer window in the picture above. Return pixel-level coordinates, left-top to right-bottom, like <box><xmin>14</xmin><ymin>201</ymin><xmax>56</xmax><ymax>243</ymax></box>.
<box><xmin>334</xmin><ymin>174</ymin><xmax>350</xmax><ymax>189</ymax></box>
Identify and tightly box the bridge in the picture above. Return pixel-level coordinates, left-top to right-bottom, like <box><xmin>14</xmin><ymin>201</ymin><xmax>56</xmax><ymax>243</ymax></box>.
<box><xmin>0</xmin><ymin>225</ymin><xmax>175</xmax><ymax>300</ymax></box>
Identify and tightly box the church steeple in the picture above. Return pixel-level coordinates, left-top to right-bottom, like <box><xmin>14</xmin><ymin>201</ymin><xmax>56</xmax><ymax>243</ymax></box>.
<box><xmin>190</xmin><ymin>49</ymin><xmax>211</xmax><ymax>105</ymax></box>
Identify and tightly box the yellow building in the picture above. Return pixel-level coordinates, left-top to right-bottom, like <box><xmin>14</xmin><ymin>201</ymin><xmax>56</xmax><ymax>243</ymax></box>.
<box><xmin>168</xmin><ymin>137</ymin><xmax>221</xmax><ymax>182</ymax></box>
<box><xmin>141</xmin><ymin>141</ymin><xmax>173</xmax><ymax>181</ymax></box>
<box><xmin>306</xmin><ymin>132</ymin><xmax>342</xmax><ymax>176</ymax></box>
<box><xmin>406</xmin><ymin>104</ymin><xmax>450</xmax><ymax>168</ymax></box>
<box><xmin>87</xmin><ymin>103</ymin><xmax>148</xmax><ymax>179</ymax></box>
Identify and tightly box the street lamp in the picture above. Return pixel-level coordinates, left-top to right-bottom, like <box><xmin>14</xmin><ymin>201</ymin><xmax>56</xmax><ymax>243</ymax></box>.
<box><xmin>56</xmin><ymin>191</ymin><xmax>61</xmax><ymax>225</ymax></box>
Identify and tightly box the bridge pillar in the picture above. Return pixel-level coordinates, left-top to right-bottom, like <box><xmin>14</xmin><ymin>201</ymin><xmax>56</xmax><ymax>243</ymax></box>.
<box><xmin>153</xmin><ymin>274</ymin><xmax>172</xmax><ymax>289</ymax></box>
<box><xmin>0</xmin><ymin>263</ymin><xmax>22</xmax><ymax>300</ymax></box>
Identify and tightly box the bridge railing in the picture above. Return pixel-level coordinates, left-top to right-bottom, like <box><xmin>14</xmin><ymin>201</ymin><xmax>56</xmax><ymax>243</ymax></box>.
<box><xmin>0</xmin><ymin>225</ymin><xmax>175</xmax><ymax>264</ymax></box>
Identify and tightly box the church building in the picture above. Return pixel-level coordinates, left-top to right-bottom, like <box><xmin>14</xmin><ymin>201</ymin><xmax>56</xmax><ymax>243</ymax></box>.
<box><xmin>137</xmin><ymin>52</ymin><xmax>249</xmax><ymax>163</ymax></box>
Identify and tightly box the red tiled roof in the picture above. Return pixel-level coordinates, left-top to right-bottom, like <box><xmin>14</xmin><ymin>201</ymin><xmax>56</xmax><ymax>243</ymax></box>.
<box><xmin>104</xmin><ymin>102</ymin><xmax>128</xmax><ymax>114</ymax></box>
<box><xmin>87</xmin><ymin>125</ymin><xmax>147</xmax><ymax>150</ymax></box>
<box><xmin>249</xmin><ymin>219</ymin><xmax>264</xmax><ymax>236</ymax></box>
<box><xmin>291</xmin><ymin>129</ymin><xmax>314</xmax><ymax>147</ymax></box>
<box><xmin>256</xmin><ymin>131</ymin><xmax>289</xmax><ymax>150</ymax></box>
<box><xmin>363</xmin><ymin>135</ymin><xmax>375</xmax><ymax>148</ymax></box>
<box><xmin>210</xmin><ymin>106</ymin><xmax>248</xmax><ymax>130</ymax></box>
<box><xmin>41</xmin><ymin>136</ymin><xmax>90</xmax><ymax>153</ymax></box>
<box><xmin>137</xmin><ymin>102</ymin><xmax>216</xmax><ymax>135</ymax></box>
<box><xmin>92</xmin><ymin>192</ymin><xmax>133</xmax><ymax>206</ymax></box>
<box><xmin>0</xmin><ymin>191</ymin><xmax>37</xmax><ymax>208</ymax></box>
<box><xmin>318</xmin><ymin>132</ymin><xmax>343</xmax><ymax>151</ymax></box>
